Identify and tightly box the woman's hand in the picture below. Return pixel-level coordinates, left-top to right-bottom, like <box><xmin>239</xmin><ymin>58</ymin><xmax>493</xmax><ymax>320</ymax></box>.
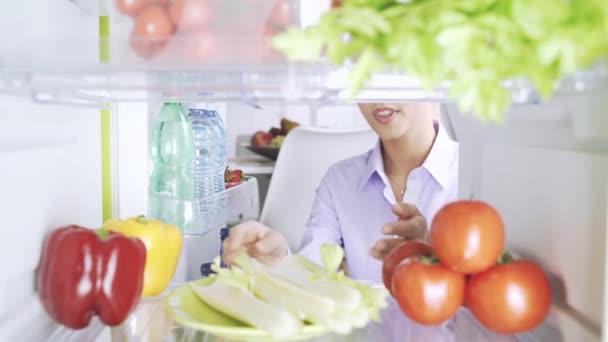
<box><xmin>222</xmin><ymin>221</ymin><xmax>289</xmax><ymax>267</ymax></box>
<box><xmin>370</xmin><ymin>203</ymin><xmax>428</xmax><ymax>260</ymax></box>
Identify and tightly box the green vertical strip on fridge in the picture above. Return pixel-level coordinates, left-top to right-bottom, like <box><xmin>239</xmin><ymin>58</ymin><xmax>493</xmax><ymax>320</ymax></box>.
<box><xmin>100</xmin><ymin>16</ymin><xmax>113</xmax><ymax>222</ymax></box>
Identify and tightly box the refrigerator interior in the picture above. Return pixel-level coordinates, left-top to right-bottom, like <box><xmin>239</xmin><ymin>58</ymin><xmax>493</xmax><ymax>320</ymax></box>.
<box><xmin>1</xmin><ymin>0</ymin><xmax>607</xmax><ymax>341</ymax></box>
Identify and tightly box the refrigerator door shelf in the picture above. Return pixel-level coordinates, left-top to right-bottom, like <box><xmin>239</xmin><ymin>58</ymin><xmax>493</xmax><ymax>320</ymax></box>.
<box><xmin>148</xmin><ymin>177</ymin><xmax>260</xmax><ymax>237</ymax></box>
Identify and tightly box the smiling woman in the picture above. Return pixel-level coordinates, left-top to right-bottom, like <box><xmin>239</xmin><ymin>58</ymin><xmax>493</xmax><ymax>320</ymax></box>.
<box><xmin>223</xmin><ymin>100</ymin><xmax>459</xmax><ymax>283</ymax></box>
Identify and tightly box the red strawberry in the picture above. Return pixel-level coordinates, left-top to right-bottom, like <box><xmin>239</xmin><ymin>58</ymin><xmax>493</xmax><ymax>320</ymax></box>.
<box><xmin>224</xmin><ymin>167</ymin><xmax>248</xmax><ymax>189</ymax></box>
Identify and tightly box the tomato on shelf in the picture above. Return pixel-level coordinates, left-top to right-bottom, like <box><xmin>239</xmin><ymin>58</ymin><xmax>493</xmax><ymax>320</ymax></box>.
<box><xmin>169</xmin><ymin>0</ymin><xmax>212</xmax><ymax>32</ymax></box>
<box><xmin>266</xmin><ymin>0</ymin><xmax>292</xmax><ymax>30</ymax></box>
<box><xmin>382</xmin><ymin>199</ymin><xmax>551</xmax><ymax>334</ymax></box>
<box><xmin>382</xmin><ymin>240</ymin><xmax>433</xmax><ymax>295</ymax></box>
<box><xmin>129</xmin><ymin>5</ymin><xmax>175</xmax><ymax>59</ymax></box>
<box><xmin>430</xmin><ymin>200</ymin><xmax>505</xmax><ymax>274</ymax></box>
<box><xmin>465</xmin><ymin>259</ymin><xmax>552</xmax><ymax>334</ymax></box>
<box><xmin>115</xmin><ymin>0</ymin><xmax>151</xmax><ymax>17</ymax></box>
<box><xmin>179</xmin><ymin>29</ymin><xmax>220</xmax><ymax>62</ymax></box>
<box><xmin>391</xmin><ymin>254</ymin><xmax>465</xmax><ymax>326</ymax></box>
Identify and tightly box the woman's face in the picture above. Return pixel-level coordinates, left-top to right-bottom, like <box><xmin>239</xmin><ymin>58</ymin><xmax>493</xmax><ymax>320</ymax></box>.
<box><xmin>358</xmin><ymin>103</ymin><xmax>439</xmax><ymax>141</ymax></box>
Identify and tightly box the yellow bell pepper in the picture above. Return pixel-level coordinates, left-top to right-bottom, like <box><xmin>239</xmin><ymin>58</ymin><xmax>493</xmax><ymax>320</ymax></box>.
<box><xmin>103</xmin><ymin>215</ymin><xmax>183</xmax><ymax>297</ymax></box>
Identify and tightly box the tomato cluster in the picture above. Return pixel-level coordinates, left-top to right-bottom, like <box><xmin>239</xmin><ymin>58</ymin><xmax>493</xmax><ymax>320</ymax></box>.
<box><xmin>382</xmin><ymin>200</ymin><xmax>552</xmax><ymax>334</ymax></box>
<box><xmin>114</xmin><ymin>0</ymin><xmax>290</xmax><ymax>61</ymax></box>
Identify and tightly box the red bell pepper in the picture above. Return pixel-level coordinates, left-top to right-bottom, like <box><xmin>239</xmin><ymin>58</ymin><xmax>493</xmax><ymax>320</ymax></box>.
<box><xmin>37</xmin><ymin>225</ymin><xmax>147</xmax><ymax>329</ymax></box>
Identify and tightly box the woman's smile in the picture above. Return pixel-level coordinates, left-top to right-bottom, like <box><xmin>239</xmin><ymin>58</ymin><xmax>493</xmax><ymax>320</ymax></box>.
<box><xmin>373</xmin><ymin>106</ymin><xmax>399</xmax><ymax>124</ymax></box>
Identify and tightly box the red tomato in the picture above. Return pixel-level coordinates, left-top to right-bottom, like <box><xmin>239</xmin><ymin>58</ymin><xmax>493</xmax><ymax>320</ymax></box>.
<box><xmin>465</xmin><ymin>260</ymin><xmax>552</xmax><ymax>334</ymax></box>
<box><xmin>169</xmin><ymin>0</ymin><xmax>212</xmax><ymax>32</ymax></box>
<box><xmin>267</xmin><ymin>0</ymin><xmax>292</xmax><ymax>29</ymax></box>
<box><xmin>382</xmin><ymin>240</ymin><xmax>433</xmax><ymax>294</ymax></box>
<box><xmin>331</xmin><ymin>0</ymin><xmax>343</xmax><ymax>8</ymax></box>
<box><xmin>115</xmin><ymin>0</ymin><xmax>151</xmax><ymax>17</ymax></box>
<box><xmin>430</xmin><ymin>200</ymin><xmax>505</xmax><ymax>274</ymax></box>
<box><xmin>130</xmin><ymin>5</ymin><xmax>174</xmax><ymax>59</ymax></box>
<box><xmin>392</xmin><ymin>258</ymin><xmax>465</xmax><ymax>325</ymax></box>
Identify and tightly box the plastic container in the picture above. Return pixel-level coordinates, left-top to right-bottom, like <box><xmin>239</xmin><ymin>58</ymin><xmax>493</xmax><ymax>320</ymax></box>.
<box><xmin>109</xmin><ymin>0</ymin><xmax>300</xmax><ymax>65</ymax></box>
<box><xmin>149</xmin><ymin>102</ymin><xmax>195</xmax><ymax>232</ymax></box>
<box><xmin>149</xmin><ymin>177</ymin><xmax>259</xmax><ymax>236</ymax></box>
<box><xmin>1</xmin><ymin>1</ymin><xmax>606</xmax><ymax>107</ymax></box>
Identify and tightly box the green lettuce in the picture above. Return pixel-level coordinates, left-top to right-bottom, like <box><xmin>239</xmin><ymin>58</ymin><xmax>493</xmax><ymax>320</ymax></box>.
<box><xmin>272</xmin><ymin>0</ymin><xmax>608</xmax><ymax>123</ymax></box>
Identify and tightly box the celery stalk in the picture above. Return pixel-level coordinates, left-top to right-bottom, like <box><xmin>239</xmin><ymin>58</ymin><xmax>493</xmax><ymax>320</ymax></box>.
<box><xmin>271</xmin><ymin>256</ymin><xmax>362</xmax><ymax>311</ymax></box>
<box><xmin>190</xmin><ymin>280</ymin><xmax>301</xmax><ymax>338</ymax></box>
<box><xmin>247</xmin><ymin>259</ymin><xmax>337</xmax><ymax>321</ymax></box>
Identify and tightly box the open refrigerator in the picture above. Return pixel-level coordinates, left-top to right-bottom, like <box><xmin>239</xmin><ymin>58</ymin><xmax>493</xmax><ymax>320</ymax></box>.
<box><xmin>1</xmin><ymin>0</ymin><xmax>607</xmax><ymax>341</ymax></box>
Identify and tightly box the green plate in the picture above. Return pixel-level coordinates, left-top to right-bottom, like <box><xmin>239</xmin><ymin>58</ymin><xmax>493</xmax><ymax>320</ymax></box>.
<box><xmin>164</xmin><ymin>279</ymin><xmax>329</xmax><ymax>342</ymax></box>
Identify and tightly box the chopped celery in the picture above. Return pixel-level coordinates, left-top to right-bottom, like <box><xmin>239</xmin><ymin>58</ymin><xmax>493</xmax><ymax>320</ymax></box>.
<box><xmin>188</xmin><ymin>244</ymin><xmax>389</xmax><ymax>337</ymax></box>
<box><xmin>271</xmin><ymin>256</ymin><xmax>362</xmax><ymax>311</ymax></box>
<box><xmin>190</xmin><ymin>278</ymin><xmax>301</xmax><ymax>338</ymax></box>
<box><xmin>245</xmin><ymin>258</ymin><xmax>337</xmax><ymax>321</ymax></box>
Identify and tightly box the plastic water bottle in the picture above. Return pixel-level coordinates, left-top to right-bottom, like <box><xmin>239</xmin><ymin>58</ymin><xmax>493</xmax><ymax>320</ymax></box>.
<box><xmin>189</xmin><ymin>108</ymin><xmax>216</xmax><ymax>199</ymax></box>
<box><xmin>210</xmin><ymin>112</ymin><xmax>227</xmax><ymax>193</ymax></box>
<box><xmin>149</xmin><ymin>102</ymin><xmax>195</xmax><ymax>232</ymax></box>
<box><xmin>189</xmin><ymin>106</ymin><xmax>228</xmax><ymax>233</ymax></box>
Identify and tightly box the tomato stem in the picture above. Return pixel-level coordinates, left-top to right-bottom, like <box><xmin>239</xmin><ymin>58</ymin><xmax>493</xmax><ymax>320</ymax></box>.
<box><xmin>497</xmin><ymin>250</ymin><xmax>514</xmax><ymax>265</ymax></box>
<box><xmin>419</xmin><ymin>254</ymin><xmax>439</xmax><ymax>265</ymax></box>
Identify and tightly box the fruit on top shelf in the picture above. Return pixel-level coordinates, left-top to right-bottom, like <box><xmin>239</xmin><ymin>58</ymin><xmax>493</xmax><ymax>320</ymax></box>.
<box><xmin>169</xmin><ymin>0</ymin><xmax>212</xmax><ymax>32</ymax></box>
<box><xmin>382</xmin><ymin>200</ymin><xmax>552</xmax><ymax>333</ymax></box>
<box><xmin>115</xmin><ymin>0</ymin><xmax>151</xmax><ymax>17</ymax></box>
<box><xmin>37</xmin><ymin>226</ymin><xmax>146</xmax><ymax>329</ymax></box>
<box><xmin>130</xmin><ymin>5</ymin><xmax>174</xmax><ymax>59</ymax></box>
<box><xmin>103</xmin><ymin>215</ymin><xmax>183</xmax><ymax>297</ymax></box>
<box><xmin>116</xmin><ymin>0</ymin><xmax>291</xmax><ymax>62</ymax></box>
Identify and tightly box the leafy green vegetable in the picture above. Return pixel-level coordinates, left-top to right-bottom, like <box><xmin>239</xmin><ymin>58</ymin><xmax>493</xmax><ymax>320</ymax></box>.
<box><xmin>272</xmin><ymin>0</ymin><xmax>608</xmax><ymax>123</ymax></box>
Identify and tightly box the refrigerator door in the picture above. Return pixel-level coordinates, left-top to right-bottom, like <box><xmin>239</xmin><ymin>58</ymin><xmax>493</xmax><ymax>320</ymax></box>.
<box><xmin>449</xmin><ymin>91</ymin><xmax>608</xmax><ymax>341</ymax></box>
<box><xmin>0</xmin><ymin>96</ymin><xmax>103</xmax><ymax>340</ymax></box>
